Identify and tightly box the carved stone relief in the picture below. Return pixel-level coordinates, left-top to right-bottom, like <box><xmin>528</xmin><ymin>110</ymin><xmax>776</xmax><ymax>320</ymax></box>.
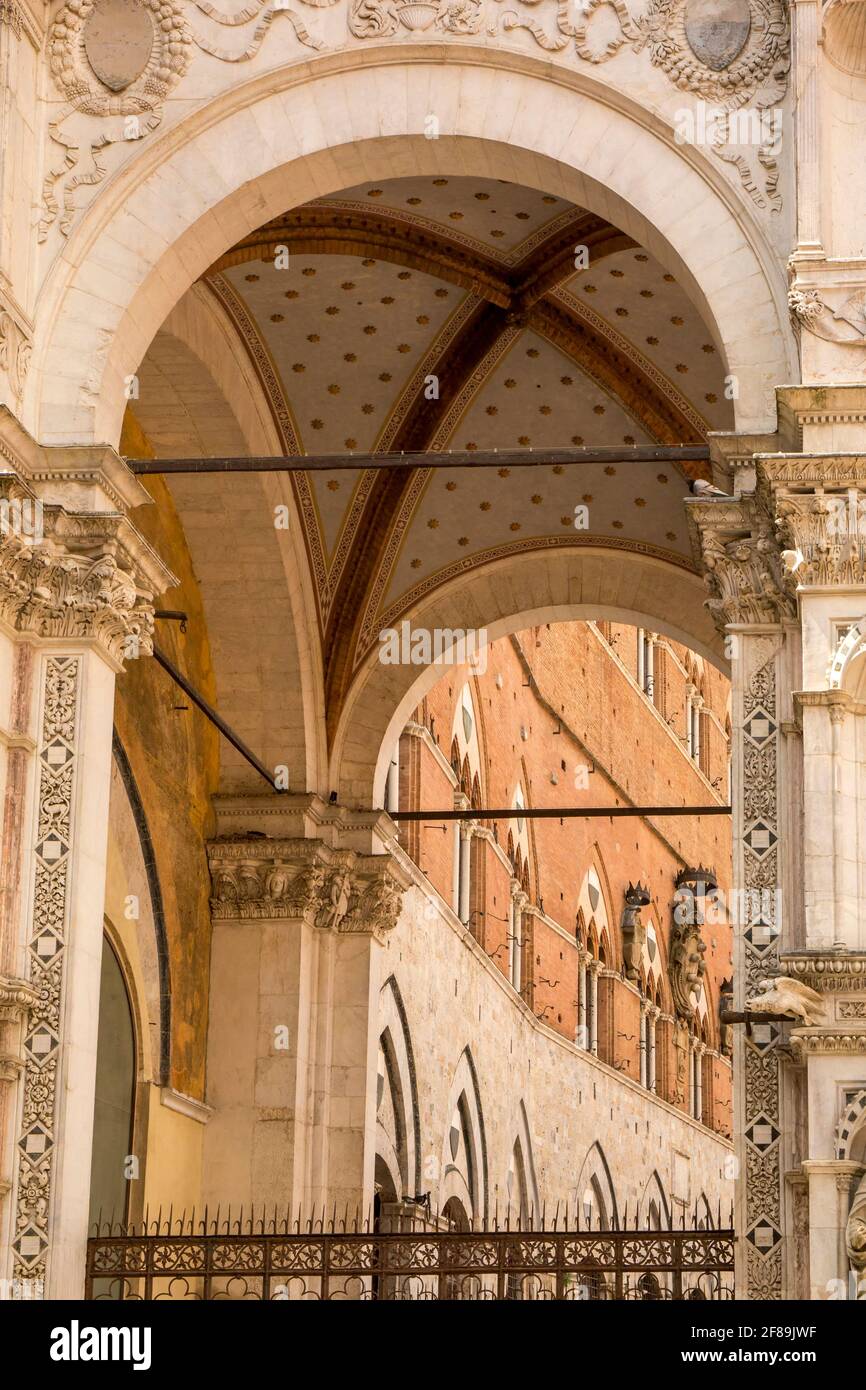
<box><xmin>0</xmin><ymin>478</ymin><xmax>160</xmax><ymax>664</ymax></box>
<box><xmin>690</xmin><ymin>489</ymin><xmax>786</xmax><ymax>1298</ymax></box>
<box><xmin>40</xmin><ymin>0</ymin><xmax>193</xmax><ymax>240</ymax></box>
<box><xmin>788</xmin><ymin>284</ymin><xmax>866</xmax><ymax>347</ymax></box>
<box><xmin>12</xmin><ymin>657</ymin><xmax>80</xmax><ymax>1284</ymax></box>
<box><xmin>40</xmin><ymin>0</ymin><xmax>791</xmax><ymax>240</ymax></box>
<box><xmin>207</xmin><ymin>837</ymin><xmax>408</xmax><ymax>942</ymax></box>
<box><xmin>0</xmin><ymin>310</ymin><xmax>32</xmax><ymax>404</ymax></box>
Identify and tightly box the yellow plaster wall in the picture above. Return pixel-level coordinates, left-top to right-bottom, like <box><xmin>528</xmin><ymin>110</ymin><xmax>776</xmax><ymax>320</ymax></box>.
<box><xmin>113</xmin><ymin>407</ymin><xmax>220</xmax><ymax>1101</ymax></box>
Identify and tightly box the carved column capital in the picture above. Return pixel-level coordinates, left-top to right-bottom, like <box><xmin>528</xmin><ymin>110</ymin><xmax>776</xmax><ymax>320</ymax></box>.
<box><xmin>0</xmin><ymin>975</ymin><xmax>38</xmax><ymax>1024</ymax></box>
<box><xmin>207</xmin><ymin>837</ymin><xmax>410</xmax><ymax>943</ymax></box>
<box><xmin>774</xmin><ymin>486</ymin><xmax>866</xmax><ymax>588</ymax></box>
<box><xmin>0</xmin><ymin>473</ymin><xmax>175</xmax><ymax>667</ymax></box>
<box><xmin>688</xmin><ymin>494</ymin><xmax>796</xmax><ymax>633</ymax></box>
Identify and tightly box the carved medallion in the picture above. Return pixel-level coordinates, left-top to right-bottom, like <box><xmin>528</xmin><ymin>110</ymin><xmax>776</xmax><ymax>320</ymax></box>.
<box><xmin>684</xmin><ymin>0</ymin><xmax>751</xmax><ymax>72</ymax></box>
<box><xmin>82</xmin><ymin>0</ymin><xmax>154</xmax><ymax>93</ymax></box>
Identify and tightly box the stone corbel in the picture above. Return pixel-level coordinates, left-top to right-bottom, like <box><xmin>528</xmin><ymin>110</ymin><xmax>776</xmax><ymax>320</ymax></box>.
<box><xmin>0</xmin><ymin>976</ymin><xmax>38</xmax><ymax>1026</ymax></box>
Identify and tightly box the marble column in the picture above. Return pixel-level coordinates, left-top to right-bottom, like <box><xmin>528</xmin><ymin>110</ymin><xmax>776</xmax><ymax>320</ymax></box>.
<box><xmin>588</xmin><ymin>960</ymin><xmax>600</xmax><ymax>1056</ymax></box>
<box><xmin>577</xmin><ymin>951</ymin><xmax>588</xmax><ymax>1048</ymax></box>
<box><xmin>0</xmin><ymin>444</ymin><xmax>174</xmax><ymax>1299</ymax></box>
<box><xmin>689</xmin><ymin>485</ymin><xmax>796</xmax><ymax>1299</ymax></box>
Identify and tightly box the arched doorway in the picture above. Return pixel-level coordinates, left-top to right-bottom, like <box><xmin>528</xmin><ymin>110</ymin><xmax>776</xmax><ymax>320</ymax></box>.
<box><xmin>88</xmin><ymin>938</ymin><xmax>136</xmax><ymax>1231</ymax></box>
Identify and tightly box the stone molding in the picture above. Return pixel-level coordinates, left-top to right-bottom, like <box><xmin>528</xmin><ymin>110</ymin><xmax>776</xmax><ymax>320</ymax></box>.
<box><xmin>159</xmin><ymin>1087</ymin><xmax>214</xmax><ymax>1125</ymax></box>
<box><xmin>207</xmin><ymin>837</ymin><xmax>410</xmax><ymax>942</ymax></box>
<box><xmin>782</xmin><ymin>953</ymin><xmax>866</xmax><ymax>992</ymax></box>
<box><xmin>0</xmin><ymin>976</ymin><xmax>39</xmax><ymax>1024</ymax></box>
<box><xmin>790</xmin><ymin>1030</ymin><xmax>866</xmax><ymax>1058</ymax></box>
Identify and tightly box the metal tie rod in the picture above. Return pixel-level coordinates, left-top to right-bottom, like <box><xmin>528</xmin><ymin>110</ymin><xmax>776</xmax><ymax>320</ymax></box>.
<box><xmin>126</xmin><ymin>445</ymin><xmax>710</xmax><ymax>475</ymax></box>
<box><xmin>393</xmin><ymin>804</ymin><xmax>730</xmax><ymax>821</ymax></box>
<box><xmin>152</xmin><ymin>643</ymin><xmax>285</xmax><ymax>794</ymax></box>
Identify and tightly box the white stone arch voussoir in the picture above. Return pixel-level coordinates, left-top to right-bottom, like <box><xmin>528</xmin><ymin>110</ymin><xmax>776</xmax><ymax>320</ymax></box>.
<box><xmin>334</xmin><ymin>545</ymin><xmax>728</xmax><ymax>805</ymax></box>
<box><xmin>30</xmin><ymin>47</ymin><xmax>794</xmax><ymax>448</ymax></box>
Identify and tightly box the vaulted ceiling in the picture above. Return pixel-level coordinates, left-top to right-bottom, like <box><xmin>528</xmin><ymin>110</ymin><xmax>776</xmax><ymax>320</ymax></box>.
<box><xmin>134</xmin><ymin>174</ymin><xmax>733</xmax><ymax>747</ymax></box>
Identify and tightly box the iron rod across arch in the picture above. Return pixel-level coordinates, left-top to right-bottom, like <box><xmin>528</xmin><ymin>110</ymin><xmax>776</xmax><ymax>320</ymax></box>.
<box><xmin>126</xmin><ymin>445</ymin><xmax>711</xmax><ymax>475</ymax></box>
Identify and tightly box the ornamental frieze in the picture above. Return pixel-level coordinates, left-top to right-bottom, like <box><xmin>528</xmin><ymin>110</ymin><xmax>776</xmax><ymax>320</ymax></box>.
<box><xmin>41</xmin><ymin>0</ymin><xmax>790</xmax><ymax>241</ymax></box>
<box><xmin>207</xmin><ymin>837</ymin><xmax>409</xmax><ymax>940</ymax></box>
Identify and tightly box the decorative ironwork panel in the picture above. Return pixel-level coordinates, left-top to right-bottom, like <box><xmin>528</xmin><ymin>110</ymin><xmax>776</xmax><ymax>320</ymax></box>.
<box><xmin>86</xmin><ymin>1219</ymin><xmax>735</xmax><ymax>1302</ymax></box>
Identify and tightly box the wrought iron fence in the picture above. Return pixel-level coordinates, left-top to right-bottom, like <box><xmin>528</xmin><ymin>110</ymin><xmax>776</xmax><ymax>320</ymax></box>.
<box><xmin>86</xmin><ymin>1209</ymin><xmax>735</xmax><ymax>1301</ymax></box>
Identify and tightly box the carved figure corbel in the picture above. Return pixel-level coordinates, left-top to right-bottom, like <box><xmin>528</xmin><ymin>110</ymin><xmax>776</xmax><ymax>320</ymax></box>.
<box><xmin>315</xmin><ymin>868</ymin><xmax>353</xmax><ymax>931</ymax></box>
<box><xmin>620</xmin><ymin>882</ymin><xmax>651</xmax><ymax>981</ymax></box>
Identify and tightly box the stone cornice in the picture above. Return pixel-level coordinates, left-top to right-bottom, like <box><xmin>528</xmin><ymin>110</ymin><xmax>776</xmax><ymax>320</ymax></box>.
<box><xmin>0</xmin><ymin>407</ymin><xmax>154</xmax><ymax>514</ymax></box>
<box><xmin>782</xmin><ymin>952</ymin><xmax>866</xmax><ymax>992</ymax></box>
<box><xmin>790</xmin><ymin>1030</ymin><xmax>866</xmax><ymax>1057</ymax></box>
<box><xmin>206</xmin><ymin>836</ymin><xmax>411</xmax><ymax>941</ymax></box>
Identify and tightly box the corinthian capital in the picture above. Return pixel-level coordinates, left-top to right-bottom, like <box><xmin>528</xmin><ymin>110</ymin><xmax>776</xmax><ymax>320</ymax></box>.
<box><xmin>688</xmin><ymin>496</ymin><xmax>795</xmax><ymax>631</ymax></box>
<box><xmin>0</xmin><ymin>473</ymin><xmax>175</xmax><ymax>666</ymax></box>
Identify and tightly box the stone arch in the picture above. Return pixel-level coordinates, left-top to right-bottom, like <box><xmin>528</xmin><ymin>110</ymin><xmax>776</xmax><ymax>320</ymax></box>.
<box><xmin>107</xmin><ymin>733</ymin><xmax>171</xmax><ymax>1086</ymax></box>
<box><xmin>377</xmin><ymin>974</ymin><xmax>421</xmax><ymax>1197</ymax></box>
<box><xmin>640</xmin><ymin>1169</ymin><xmax>672</xmax><ymax>1229</ymax></box>
<box><xmin>30</xmin><ymin>49</ymin><xmax>793</xmax><ymax>449</ymax></box>
<box><xmin>574</xmin><ymin>1140</ymin><xmax>619</xmax><ymax>1230</ymax></box>
<box><xmin>440</xmin><ymin>1046</ymin><xmax>488</xmax><ymax>1224</ymax></box>
<box><xmin>836</xmin><ymin>1089</ymin><xmax>866</xmax><ymax>1162</ymax></box>
<box><xmin>507</xmin><ymin>1100</ymin><xmax>540</xmax><ymax>1223</ymax></box>
<box><xmin>345</xmin><ymin>547</ymin><xmax>729</xmax><ymax>805</ymax></box>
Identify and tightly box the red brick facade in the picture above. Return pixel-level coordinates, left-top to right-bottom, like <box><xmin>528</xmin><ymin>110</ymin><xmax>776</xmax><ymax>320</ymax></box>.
<box><xmin>394</xmin><ymin>621</ymin><xmax>733</xmax><ymax>1138</ymax></box>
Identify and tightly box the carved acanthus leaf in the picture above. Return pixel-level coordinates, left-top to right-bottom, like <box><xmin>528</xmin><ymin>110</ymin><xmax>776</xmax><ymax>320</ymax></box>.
<box><xmin>775</xmin><ymin>490</ymin><xmax>866</xmax><ymax>587</ymax></box>
<box><xmin>0</xmin><ymin>482</ymin><xmax>159</xmax><ymax>664</ymax></box>
<box><xmin>689</xmin><ymin>496</ymin><xmax>795</xmax><ymax>630</ymax></box>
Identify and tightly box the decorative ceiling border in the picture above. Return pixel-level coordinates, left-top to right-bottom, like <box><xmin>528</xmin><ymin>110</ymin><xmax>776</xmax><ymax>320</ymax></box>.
<box><xmin>308</xmin><ymin>196</ymin><xmax>584</xmax><ymax>268</ymax></box>
<box><xmin>554</xmin><ymin>286</ymin><xmax>715</xmax><ymax>441</ymax></box>
<box><xmin>354</xmin><ymin>530</ymin><xmax>699</xmax><ymax>669</ymax></box>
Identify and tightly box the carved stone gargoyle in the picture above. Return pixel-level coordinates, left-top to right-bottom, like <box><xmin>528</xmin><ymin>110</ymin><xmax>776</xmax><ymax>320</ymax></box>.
<box><xmin>620</xmin><ymin>882</ymin><xmax>651</xmax><ymax>981</ymax></box>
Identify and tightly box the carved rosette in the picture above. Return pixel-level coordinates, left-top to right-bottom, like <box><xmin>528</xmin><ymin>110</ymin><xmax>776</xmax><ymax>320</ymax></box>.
<box><xmin>207</xmin><ymin>838</ymin><xmax>409</xmax><ymax>943</ymax></box>
<box><xmin>0</xmin><ymin>477</ymin><xmax>162</xmax><ymax>666</ymax></box>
